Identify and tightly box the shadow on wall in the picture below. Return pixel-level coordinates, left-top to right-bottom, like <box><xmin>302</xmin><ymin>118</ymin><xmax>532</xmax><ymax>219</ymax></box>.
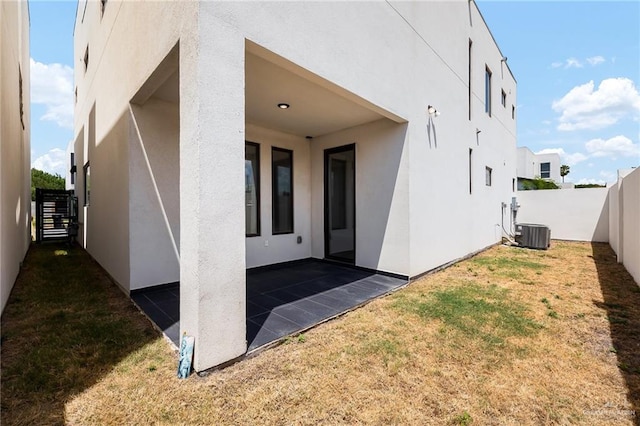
<box><xmin>593</xmin><ymin>190</ymin><xmax>610</xmax><ymax>242</ymax></box>
<box><xmin>591</xmin><ymin>242</ymin><xmax>640</xmax><ymax>424</ymax></box>
<box><xmin>0</xmin><ymin>243</ymin><xmax>160</xmax><ymax>425</ymax></box>
<box><xmin>351</xmin><ymin>120</ymin><xmax>408</xmax><ymax>272</ymax></box>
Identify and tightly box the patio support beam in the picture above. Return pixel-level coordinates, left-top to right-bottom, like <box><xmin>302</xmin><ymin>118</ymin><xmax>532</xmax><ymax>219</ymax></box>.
<box><xmin>179</xmin><ymin>14</ymin><xmax>246</xmax><ymax>371</ymax></box>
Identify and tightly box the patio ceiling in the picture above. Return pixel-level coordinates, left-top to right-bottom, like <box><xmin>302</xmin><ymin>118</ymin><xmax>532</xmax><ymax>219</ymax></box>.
<box><xmin>245</xmin><ymin>43</ymin><xmax>405</xmax><ymax>138</ymax></box>
<box><xmin>133</xmin><ymin>42</ymin><xmax>406</xmax><ymax>138</ymax></box>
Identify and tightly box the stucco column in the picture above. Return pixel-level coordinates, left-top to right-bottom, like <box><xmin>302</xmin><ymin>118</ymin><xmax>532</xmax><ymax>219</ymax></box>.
<box><xmin>179</xmin><ymin>12</ymin><xmax>246</xmax><ymax>371</ymax></box>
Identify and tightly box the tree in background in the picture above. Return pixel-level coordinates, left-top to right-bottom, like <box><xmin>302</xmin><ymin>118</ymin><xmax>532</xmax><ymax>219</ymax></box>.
<box><xmin>31</xmin><ymin>168</ymin><xmax>65</xmax><ymax>200</ymax></box>
<box><xmin>520</xmin><ymin>177</ymin><xmax>560</xmax><ymax>190</ymax></box>
<box><xmin>560</xmin><ymin>165</ymin><xmax>570</xmax><ymax>183</ymax></box>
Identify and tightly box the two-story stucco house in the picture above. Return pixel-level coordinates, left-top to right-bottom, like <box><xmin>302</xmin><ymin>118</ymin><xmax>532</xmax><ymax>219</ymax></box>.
<box><xmin>516</xmin><ymin>146</ymin><xmax>562</xmax><ymax>187</ymax></box>
<box><xmin>72</xmin><ymin>0</ymin><xmax>517</xmax><ymax>371</ymax></box>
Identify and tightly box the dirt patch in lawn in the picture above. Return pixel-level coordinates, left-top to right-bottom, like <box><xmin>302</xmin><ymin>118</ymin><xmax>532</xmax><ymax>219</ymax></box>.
<box><xmin>2</xmin><ymin>241</ymin><xmax>639</xmax><ymax>425</ymax></box>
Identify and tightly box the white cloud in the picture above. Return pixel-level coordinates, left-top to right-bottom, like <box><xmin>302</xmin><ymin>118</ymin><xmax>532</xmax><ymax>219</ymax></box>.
<box><xmin>585</xmin><ymin>135</ymin><xmax>640</xmax><ymax>159</ymax></box>
<box><xmin>551</xmin><ymin>56</ymin><xmax>605</xmax><ymax>69</ymax></box>
<box><xmin>565</xmin><ymin>57</ymin><xmax>583</xmax><ymax>69</ymax></box>
<box><xmin>535</xmin><ymin>148</ymin><xmax>588</xmax><ymax>166</ymax></box>
<box><xmin>30</xmin><ymin>58</ymin><xmax>74</xmax><ymax>129</ymax></box>
<box><xmin>32</xmin><ymin>148</ymin><xmax>67</xmax><ymax>177</ymax></box>
<box><xmin>552</xmin><ymin>78</ymin><xmax>640</xmax><ymax>131</ymax></box>
<box><xmin>586</xmin><ymin>56</ymin><xmax>605</xmax><ymax>66</ymax></box>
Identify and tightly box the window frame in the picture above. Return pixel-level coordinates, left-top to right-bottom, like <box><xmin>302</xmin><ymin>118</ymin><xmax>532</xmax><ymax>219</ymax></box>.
<box><xmin>485</xmin><ymin>66</ymin><xmax>492</xmax><ymax>116</ymax></box>
<box><xmin>468</xmin><ymin>148</ymin><xmax>473</xmax><ymax>194</ymax></box>
<box><xmin>83</xmin><ymin>46</ymin><xmax>89</xmax><ymax>73</ymax></box>
<box><xmin>83</xmin><ymin>162</ymin><xmax>91</xmax><ymax>206</ymax></box>
<box><xmin>245</xmin><ymin>141</ymin><xmax>261</xmax><ymax>237</ymax></box>
<box><xmin>501</xmin><ymin>89</ymin><xmax>507</xmax><ymax>107</ymax></box>
<box><xmin>271</xmin><ymin>147</ymin><xmax>294</xmax><ymax>235</ymax></box>
<box><xmin>468</xmin><ymin>39</ymin><xmax>472</xmax><ymax>121</ymax></box>
<box><xmin>485</xmin><ymin>166</ymin><xmax>492</xmax><ymax>187</ymax></box>
<box><xmin>540</xmin><ymin>162</ymin><xmax>551</xmax><ymax>179</ymax></box>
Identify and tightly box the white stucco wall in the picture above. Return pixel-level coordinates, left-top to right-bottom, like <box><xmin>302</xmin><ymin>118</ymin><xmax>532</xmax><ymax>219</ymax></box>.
<box><xmin>535</xmin><ymin>153</ymin><xmax>561</xmax><ymax>183</ymax></box>
<box><xmin>614</xmin><ymin>168</ymin><xmax>640</xmax><ymax>284</ymax></box>
<box><xmin>75</xmin><ymin>0</ymin><xmax>518</xmax><ymax>370</ymax></box>
<box><xmin>129</xmin><ymin>100</ymin><xmax>180</xmax><ymax>290</ymax></box>
<box><xmin>402</xmin><ymin>1</ymin><xmax>517</xmax><ymax>276</ymax></box>
<box><xmin>1</xmin><ymin>0</ymin><xmax>30</xmax><ymax>313</ymax></box>
<box><xmin>609</xmin><ymin>181</ymin><xmax>620</xmax><ymax>257</ymax></box>
<box><xmin>517</xmin><ymin>188</ymin><xmax>609</xmax><ymax>242</ymax></box>
<box><xmin>311</xmin><ymin>119</ymin><xmax>410</xmax><ymax>276</ymax></box>
<box><xmin>245</xmin><ymin>123</ymin><xmax>312</xmax><ymax>268</ymax></box>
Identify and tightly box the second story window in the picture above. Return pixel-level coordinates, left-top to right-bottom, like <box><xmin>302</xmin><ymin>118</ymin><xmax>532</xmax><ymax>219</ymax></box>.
<box><xmin>83</xmin><ymin>46</ymin><xmax>89</xmax><ymax>72</ymax></box>
<box><xmin>485</xmin><ymin>66</ymin><xmax>492</xmax><ymax>116</ymax></box>
<box><xmin>485</xmin><ymin>166</ymin><xmax>492</xmax><ymax>186</ymax></box>
<box><xmin>540</xmin><ymin>162</ymin><xmax>551</xmax><ymax>179</ymax></box>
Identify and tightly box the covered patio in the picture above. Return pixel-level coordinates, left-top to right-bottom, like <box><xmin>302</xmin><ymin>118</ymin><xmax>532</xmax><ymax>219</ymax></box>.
<box><xmin>132</xmin><ymin>259</ymin><xmax>407</xmax><ymax>352</ymax></box>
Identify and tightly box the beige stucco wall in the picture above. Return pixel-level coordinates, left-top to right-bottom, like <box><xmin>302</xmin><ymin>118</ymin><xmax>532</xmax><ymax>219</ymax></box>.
<box><xmin>1</xmin><ymin>0</ymin><xmax>30</xmax><ymax>313</ymax></box>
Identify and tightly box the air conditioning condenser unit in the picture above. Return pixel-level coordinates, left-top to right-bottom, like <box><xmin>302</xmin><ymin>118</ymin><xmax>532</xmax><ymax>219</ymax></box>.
<box><xmin>515</xmin><ymin>223</ymin><xmax>551</xmax><ymax>250</ymax></box>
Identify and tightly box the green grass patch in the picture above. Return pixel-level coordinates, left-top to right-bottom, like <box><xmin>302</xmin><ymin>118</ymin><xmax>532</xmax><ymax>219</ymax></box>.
<box><xmin>1</xmin><ymin>243</ymin><xmax>158</xmax><ymax>424</ymax></box>
<box><xmin>393</xmin><ymin>283</ymin><xmax>541</xmax><ymax>348</ymax></box>
<box><xmin>468</xmin><ymin>255</ymin><xmax>548</xmax><ymax>281</ymax></box>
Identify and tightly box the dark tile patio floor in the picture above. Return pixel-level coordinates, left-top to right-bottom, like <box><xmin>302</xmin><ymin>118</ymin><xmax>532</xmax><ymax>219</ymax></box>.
<box><xmin>131</xmin><ymin>259</ymin><xmax>407</xmax><ymax>352</ymax></box>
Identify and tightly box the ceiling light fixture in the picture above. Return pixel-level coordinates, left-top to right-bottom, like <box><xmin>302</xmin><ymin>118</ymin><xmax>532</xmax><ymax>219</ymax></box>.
<box><xmin>277</xmin><ymin>103</ymin><xmax>290</xmax><ymax>109</ymax></box>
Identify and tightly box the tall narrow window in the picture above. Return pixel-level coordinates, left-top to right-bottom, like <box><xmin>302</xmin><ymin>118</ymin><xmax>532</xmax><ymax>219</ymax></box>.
<box><xmin>512</xmin><ymin>105</ymin><xmax>515</xmax><ymax>119</ymax></box>
<box><xmin>468</xmin><ymin>148</ymin><xmax>473</xmax><ymax>194</ymax></box>
<box><xmin>18</xmin><ymin>66</ymin><xmax>25</xmax><ymax>129</ymax></box>
<box><xmin>83</xmin><ymin>162</ymin><xmax>91</xmax><ymax>206</ymax></box>
<box><xmin>485</xmin><ymin>66</ymin><xmax>492</xmax><ymax>116</ymax></box>
<box><xmin>485</xmin><ymin>166</ymin><xmax>492</xmax><ymax>186</ymax></box>
<box><xmin>70</xmin><ymin>153</ymin><xmax>76</xmax><ymax>185</ymax></box>
<box><xmin>245</xmin><ymin>142</ymin><xmax>260</xmax><ymax>237</ymax></box>
<box><xmin>468</xmin><ymin>39</ymin><xmax>472</xmax><ymax>120</ymax></box>
<box><xmin>272</xmin><ymin>147</ymin><xmax>293</xmax><ymax>234</ymax></box>
<box><xmin>83</xmin><ymin>46</ymin><xmax>89</xmax><ymax>72</ymax></box>
<box><xmin>501</xmin><ymin>89</ymin><xmax>507</xmax><ymax>107</ymax></box>
<box><xmin>540</xmin><ymin>162</ymin><xmax>551</xmax><ymax>179</ymax></box>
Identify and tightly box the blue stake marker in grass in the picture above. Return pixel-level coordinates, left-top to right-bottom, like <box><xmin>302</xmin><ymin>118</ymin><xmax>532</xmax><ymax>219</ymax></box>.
<box><xmin>178</xmin><ymin>334</ymin><xmax>195</xmax><ymax>379</ymax></box>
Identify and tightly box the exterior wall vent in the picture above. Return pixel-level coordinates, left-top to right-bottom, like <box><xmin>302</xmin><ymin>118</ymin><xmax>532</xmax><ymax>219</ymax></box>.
<box><xmin>515</xmin><ymin>223</ymin><xmax>550</xmax><ymax>250</ymax></box>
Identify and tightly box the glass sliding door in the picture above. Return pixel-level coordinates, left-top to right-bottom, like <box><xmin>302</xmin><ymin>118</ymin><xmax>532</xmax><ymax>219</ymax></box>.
<box><xmin>324</xmin><ymin>144</ymin><xmax>355</xmax><ymax>263</ymax></box>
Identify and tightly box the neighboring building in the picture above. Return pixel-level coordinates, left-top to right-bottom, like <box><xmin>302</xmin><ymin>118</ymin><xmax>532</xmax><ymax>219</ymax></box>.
<box><xmin>516</xmin><ymin>147</ymin><xmax>561</xmax><ymax>188</ymax></box>
<box><xmin>72</xmin><ymin>0</ymin><xmax>517</xmax><ymax>371</ymax></box>
<box><xmin>0</xmin><ymin>0</ymin><xmax>31</xmax><ymax>313</ymax></box>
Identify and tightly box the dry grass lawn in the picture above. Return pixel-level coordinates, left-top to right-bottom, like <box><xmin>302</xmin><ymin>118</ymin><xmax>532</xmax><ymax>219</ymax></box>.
<box><xmin>2</xmin><ymin>241</ymin><xmax>639</xmax><ymax>425</ymax></box>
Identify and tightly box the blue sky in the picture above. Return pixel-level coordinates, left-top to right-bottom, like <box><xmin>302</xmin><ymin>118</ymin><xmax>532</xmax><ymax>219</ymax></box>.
<box><xmin>478</xmin><ymin>1</ymin><xmax>639</xmax><ymax>184</ymax></box>
<box><xmin>30</xmin><ymin>1</ymin><xmax>639</xmax><ymax>185</ymax></box>
<box><xmin>29</xmin><ymin>0</ymin><xmax>75</xmax><ymax>176</ymax></box>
